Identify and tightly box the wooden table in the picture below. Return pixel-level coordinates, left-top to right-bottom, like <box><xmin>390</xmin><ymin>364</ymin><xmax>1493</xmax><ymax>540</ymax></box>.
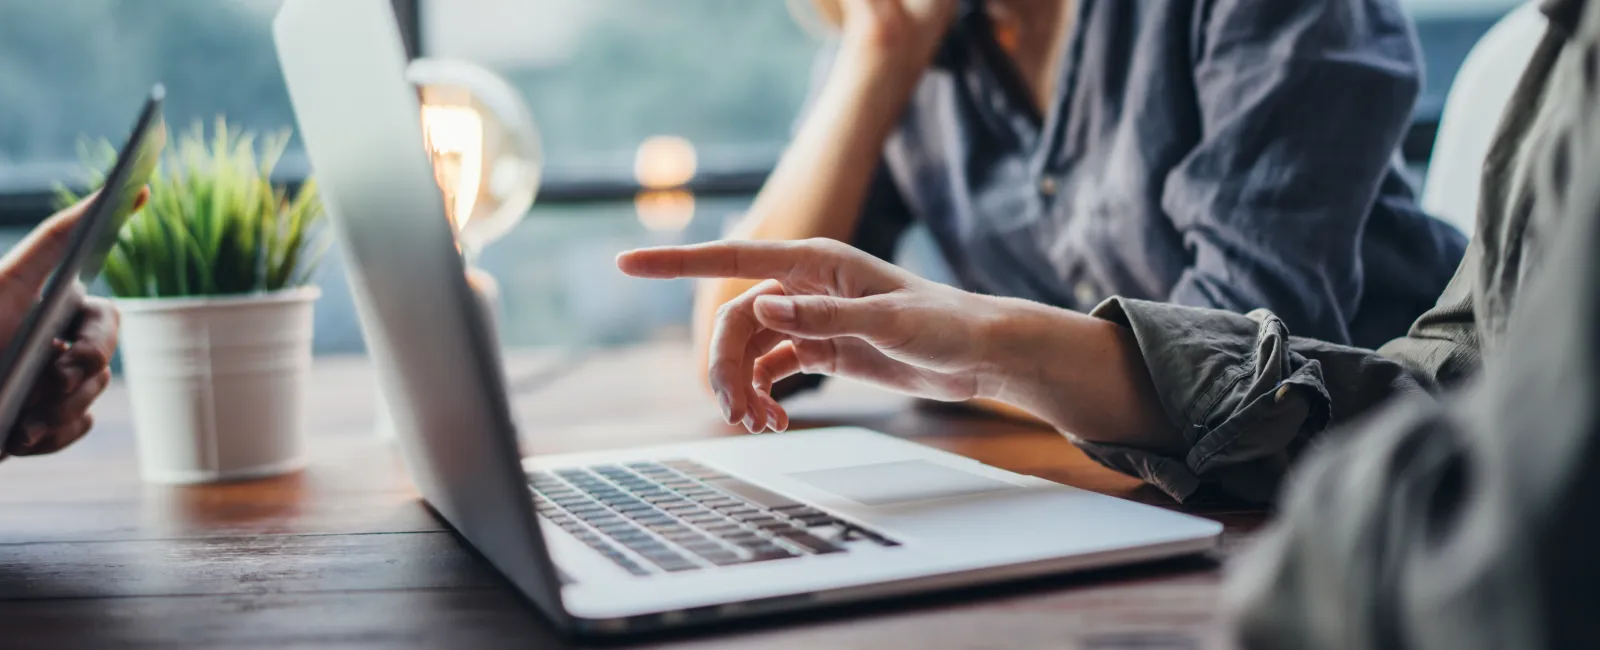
<box><xmin>0</xmin><ymin>343</ymin><xmax>1265</xmax><ymax>650</ymax></box>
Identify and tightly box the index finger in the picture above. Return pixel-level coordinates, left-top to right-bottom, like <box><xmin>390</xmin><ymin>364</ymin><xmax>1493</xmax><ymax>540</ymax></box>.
<box><xmin>616</xmin><ymin>240</ymin><xmax>812</xmax><ymax>280</ymax></box>
<box><xmin>617</xmin><ymin>239</ymin><xmax>904</xmax><ymax>292</ymax></box>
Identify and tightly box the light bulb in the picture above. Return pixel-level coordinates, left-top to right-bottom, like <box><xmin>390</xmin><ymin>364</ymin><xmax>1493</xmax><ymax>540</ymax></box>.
<box><xmin>407</xmin><ymin>58</ymin><xmax>542</xmax><ymax>258</ymax></box>
<box><xmin>420</xmin><ymin>104</ymin><xmax>484</xmax><ymax>232</ymax></box>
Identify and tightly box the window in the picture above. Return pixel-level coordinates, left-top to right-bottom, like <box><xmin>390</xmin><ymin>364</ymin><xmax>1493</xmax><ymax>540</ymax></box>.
<box><xmin>1402</xmin><ymin>0</ymin><xmax>1527</xmax><ymax>159</ymax></box>
<box><xmin>0</xmin><ymin>0</ymin><xmax>1532</xmax><ymax>355</ymax></box>
<box><xmin>0</xmin><ymin>0</ymin><xmax>826</xmax><ymax>354</ymax></box>
<box><xmin>417</xmin><ymin>0</ymin><xmax>823</xmax><ymax>350</ymax></box>
<box><xmin>422</xmin><ymin>0</ymin><xmax>819</xmax><ymax>183</ymax></box>
<box><xmin>0</xmin><ymin>0</ymin><xmax>299</xmax><ymax>197</ymax></box>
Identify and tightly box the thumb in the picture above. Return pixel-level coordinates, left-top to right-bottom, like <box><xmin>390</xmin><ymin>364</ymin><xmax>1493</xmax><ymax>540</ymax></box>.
<box><xmin>754</xmin><ymin>294</ymin><xmax>902</xmax><ymax>345</ymax></box>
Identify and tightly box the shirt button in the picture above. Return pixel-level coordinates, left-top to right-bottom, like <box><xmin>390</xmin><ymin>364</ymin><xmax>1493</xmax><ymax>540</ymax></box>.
<box><xmin>1074</xmin><ymin>281</ymin><xmax>1098</xmax><ymax>307</ymax></box>
<box><xmin>1038</xmin><ymin>176</ymin><xmax>1058</xmax><ymax>197</ymax></box>
<box><xmin>990</xmin><ymin>93</ymin><xmax>1006</xmax><ymax>112</ymax></box>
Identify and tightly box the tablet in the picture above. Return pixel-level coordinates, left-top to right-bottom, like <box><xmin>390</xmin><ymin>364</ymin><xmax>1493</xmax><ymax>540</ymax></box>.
<box><xmin>0</xmin><ymin>86</ymin><xmax>167</xmax><ymax>449</ymax></box>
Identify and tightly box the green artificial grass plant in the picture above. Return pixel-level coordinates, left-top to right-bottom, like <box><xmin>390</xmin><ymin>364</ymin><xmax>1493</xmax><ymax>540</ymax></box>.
<box><xmin>58</xmin><ymin>119</ymin><xmax>329</xmax><ymax>298</ymax></box>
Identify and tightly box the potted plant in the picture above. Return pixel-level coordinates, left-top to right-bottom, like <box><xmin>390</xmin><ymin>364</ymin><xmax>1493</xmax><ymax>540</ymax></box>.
<box><xmin>60</xmin><ymin>119</ymin><xmax>329</xmax><ymax>484</ymax></box>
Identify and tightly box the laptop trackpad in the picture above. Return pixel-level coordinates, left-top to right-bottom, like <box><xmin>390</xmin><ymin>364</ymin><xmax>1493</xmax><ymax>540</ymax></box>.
<box><xmin>787</xmin><ymin>460</ymin><xmax>1018</xmax><ymax>507</ymax></box>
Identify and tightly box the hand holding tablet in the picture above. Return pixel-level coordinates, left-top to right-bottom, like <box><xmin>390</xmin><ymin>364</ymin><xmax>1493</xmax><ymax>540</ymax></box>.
<box><xmin>0</xmin><ymin>88</ymin><xmax>166</xmax><ymax>461</ymax></box>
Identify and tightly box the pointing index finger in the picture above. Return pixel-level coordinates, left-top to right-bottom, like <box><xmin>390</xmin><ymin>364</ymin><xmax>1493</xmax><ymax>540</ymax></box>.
<box><xmin>616</xmin><ymin>240</ymin><xmax>808</xmax><ymax>281</ymax></box>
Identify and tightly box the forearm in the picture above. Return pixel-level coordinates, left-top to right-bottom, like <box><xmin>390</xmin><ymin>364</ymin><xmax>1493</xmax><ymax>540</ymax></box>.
<box><xmin>976</xmin><ymin>298</ymin><xmax>1186</xmax><ymax>456</ymax></box>
<box><xmin>740</xmin><ymin>54</ymin><xmax>918</xmax><ymax>243</ymax></box>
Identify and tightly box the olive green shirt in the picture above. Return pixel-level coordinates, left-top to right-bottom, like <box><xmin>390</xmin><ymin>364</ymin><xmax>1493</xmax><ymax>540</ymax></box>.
<box><xmin>1069</xmin><ymin>0</ymin><xmax>1600</xmax><ymax>646</ymax></box>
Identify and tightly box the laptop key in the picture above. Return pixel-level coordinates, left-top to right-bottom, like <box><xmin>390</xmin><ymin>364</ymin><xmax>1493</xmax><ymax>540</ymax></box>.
<box><xmin>757</xmin><ymin>523</ymin><xmax>803</xmax><ymax>536</ymax></box>
<box><xmin>705</xmin><ymin>524</ymin><xmax>745</xmax><ymax>537</ymax></box>
<box><xmin>747</xmin><ymin>547</ymin><xmax>797</xmax><ymax>562</ymax></box>
<box><xmin>657</xmin><ymin>558</ymin><xmax>700</xmax><ymax>572</ymax></box>
<box><xmin>682</xmin><ymin>537</ymin><xmax>725</xmax><ymax>549</ymax></box>
<box><xmin>795</xmin><ymin>515</ymin><xmax>835</xmax><ymax>527</ymax></box>
<box><xmin>773</xmin><ymin>531</ymin><xmax>844</xmax><ymax>554</ymax></box>
<box><xmin>702</xmin><ymin>551</ymin><xmax>746</xmax><ymax>566</ymax></box>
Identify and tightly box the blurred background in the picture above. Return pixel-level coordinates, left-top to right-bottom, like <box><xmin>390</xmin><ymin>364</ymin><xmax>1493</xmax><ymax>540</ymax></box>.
<box><xmin>0</xmin><ymin>0</ymin><xmax>1522</xmax><ymax>356</ymax></box>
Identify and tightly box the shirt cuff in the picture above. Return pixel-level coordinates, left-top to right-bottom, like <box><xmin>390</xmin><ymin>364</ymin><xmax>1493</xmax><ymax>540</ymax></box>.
<box><xmin>1076</xmin><ymin>298</ymin><xmax>1334</xmax><ymax>503</ymax></box>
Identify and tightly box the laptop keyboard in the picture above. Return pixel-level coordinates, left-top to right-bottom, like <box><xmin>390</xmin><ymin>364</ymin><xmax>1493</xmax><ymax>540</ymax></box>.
<box><xmin>530</xmin><ymin>459</ymin><xmax>898</xmax><ymax>576</ymax></box>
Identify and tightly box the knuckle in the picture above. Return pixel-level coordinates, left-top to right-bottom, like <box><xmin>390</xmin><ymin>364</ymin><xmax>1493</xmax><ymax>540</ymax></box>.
<box><xmin>714</xmin><ymin>300</ymin><xmax>739</xmax><ymax>320</ymax></box>
<box><xmin>861</xmin><ymin>295</ymin><xmax>914</xmax><ymax>349</ymax></box>
<box><xmin>811</xmin><ymin>298</ymin><xmax>840</xmax><ymax>327</ymax></box>
<box><xmin>707</xmin><ymin>367</ymin><xmax>736</xmax><ymax>396</ymax></box>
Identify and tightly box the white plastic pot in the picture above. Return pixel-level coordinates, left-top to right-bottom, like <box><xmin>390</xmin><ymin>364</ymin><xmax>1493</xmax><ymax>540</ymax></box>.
<box><xmin>115</xmin><ymin>287</ymin><xmax>320</xmax><ymax>484</ymax></box>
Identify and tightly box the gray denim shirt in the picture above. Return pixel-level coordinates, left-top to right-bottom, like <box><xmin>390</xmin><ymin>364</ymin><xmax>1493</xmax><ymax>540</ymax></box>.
<box><xmin>1073</xmin><ymin>0</ymin><xmax>1590</xmax><ymax>507</ymax></box>
<box><xmin>849</xmin><ymin>0</ymin><xmax>1467</xmax><ymax>349</ymax></box>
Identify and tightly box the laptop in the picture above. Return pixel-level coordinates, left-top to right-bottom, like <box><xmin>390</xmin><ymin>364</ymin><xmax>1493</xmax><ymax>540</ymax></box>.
<box><xmin>0</xmin><ymin>88</ymin><xmax>165</xmax><ymax>449</ymax></box>
<box><xmin>273</xmin><ymin>0</ymin><xmax>1221</xmax><ymax>635</ymax></box>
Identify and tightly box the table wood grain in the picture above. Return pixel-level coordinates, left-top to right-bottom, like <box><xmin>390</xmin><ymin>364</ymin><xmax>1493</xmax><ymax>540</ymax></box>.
<box><xmin>0</xmin><ymin>343</ymin><xmax>1264</xmax><ymax>650</ymax></box>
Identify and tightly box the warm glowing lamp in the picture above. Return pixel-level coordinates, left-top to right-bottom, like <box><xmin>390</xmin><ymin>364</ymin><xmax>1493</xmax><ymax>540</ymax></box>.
<box><xmin>408</xmin><ymin>58</ymin><xmax>543</xmax><ymax>261</ymax></box>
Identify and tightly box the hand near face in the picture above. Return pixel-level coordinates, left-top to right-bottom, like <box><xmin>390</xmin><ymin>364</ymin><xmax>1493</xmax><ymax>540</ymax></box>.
<box><xmin>827</xmin><ymin>0</ymin><xmax>962</xmax><ymax>64</ymax></box>
<box><xmin>0</xmin><ymin>192</ymin><xmax>140</xmax><ymax>460</ymax></box>
<box><xmin>619</xmin><ymin>238</ymin><xmax>1005</xmax><ymax>433</ymax></box>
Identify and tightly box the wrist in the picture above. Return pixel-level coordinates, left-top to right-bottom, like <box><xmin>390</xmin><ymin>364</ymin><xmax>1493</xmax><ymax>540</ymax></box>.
<box><xmin>832</xmin><ymin>37</ymin><xmax>933</xmax><ymax>89</ymax></box>
<box><xmin>973</xmin><ymin>298</ymin><xmax>1068</xmax><ymax>404</ymax></box>
<box><xmin>972</xmin><ymin>298</ymin><xmax>1114</xmax><ymax>430</ymax></box>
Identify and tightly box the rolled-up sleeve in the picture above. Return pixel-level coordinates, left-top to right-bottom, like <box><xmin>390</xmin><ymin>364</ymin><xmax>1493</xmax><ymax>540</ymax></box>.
<box><xmin>1162</xmin><ymin>0</ymin><xmax>1422</xmax><ymax>345</ymax></box>
<box><xmin>1075</xmin><ymin>297</ymin><xmax>1433</xmax><ymax>503</ymax></box>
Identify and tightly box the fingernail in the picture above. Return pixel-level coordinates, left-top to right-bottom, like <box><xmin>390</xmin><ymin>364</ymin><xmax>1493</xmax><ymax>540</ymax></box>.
<box><xmin>718</xmin><ymin>392</ymin><xmax>733</xmax><ymax>423</ymax></box>
<box><xmin>768</xmin><ymin>407</ymin><xmax>784</xmax><ymax>432</ymax></box>
<box><xmin>756</xmin><ymin>297</ymin><xmax>796</xmax><ymax>324</ymax></box>
<box><xmin>742</xmin><ymin>413</ymin><xmax>757</xmax><ymax>433</ymax></box>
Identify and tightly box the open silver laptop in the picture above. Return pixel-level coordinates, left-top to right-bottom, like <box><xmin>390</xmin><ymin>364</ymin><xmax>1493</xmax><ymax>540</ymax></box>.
<box><xmin>274</xmin><ymin>0</ymin><xmax>1222</xmax><ymax>635</ymax></box>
